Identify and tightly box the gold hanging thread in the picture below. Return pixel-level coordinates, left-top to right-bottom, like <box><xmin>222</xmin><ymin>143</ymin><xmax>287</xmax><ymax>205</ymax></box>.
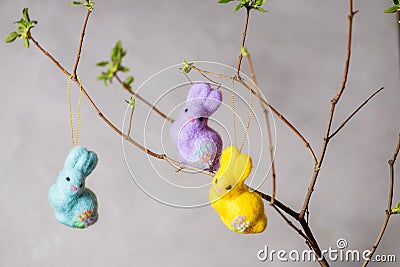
<box><xmin>231</xmin><ymin>77</ymin><xmax>237</xmax><ymax>148</ymax></box>
<box><xmin>239</xmin><ymin>81</ymin><xmax>253</xmax><ymax>152</ymax></box>
<box><xmin>67</xmin><ymin>75</ymin><xmax>83</xmax><ymax>147</ymax></box>
<box><xmin>231</xmin><ymin>77</ymin><xmax>253</xmax><ymax>152</ymax></box>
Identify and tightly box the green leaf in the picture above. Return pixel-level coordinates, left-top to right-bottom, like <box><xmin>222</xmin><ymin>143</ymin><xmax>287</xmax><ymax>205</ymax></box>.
<box><xmin>241</xmin><ymin>46</ymin><xmax>248</xmax><ymax>56</ymax></box>
<box><xmin>97</xmin><ymin>40</ymin><xmax>132</xmax><ymax>86</ymax></box>
<box><xmin>118</xmin><ymin>66</ymin><xmax>130</xmax><ymax>72</ymax></box>
<box><xmin>392</xmin><ymin>202</ymin><xmax>400</xmax><ymax>214</ymax></box>
<box><xmin>22</xmin><ymin>8</ymin><xmax>30</xmax><ymax>22</ymax></box>
<box><xmin>125</xmin><ymin>96</ymin><xmax>136</xmax><ymax>110</ymax></box>
<box><xmin>112</xmin><ymin>41</ymin><xmax>122</xmax><ymax>56</ymax></box>
<box><xmin>217</xmin><ymin>0</ymin><xmax>235</xmax><ymax>3</ymax></box>
<box><xmin>181</xmin><ymin>59</ymin><xmax>193</xmax><ymax>73</ymax></box>
<box><xmin>23</xmin><ymin>38</ymin><xmax>29</xmax><ymax>48</ymax></box>
<box><xmin>233</xmin><ymin>2</ymin><xmax>243</xmax><ymax>12</ymax></box>
<box><xmin>70</xmin><ymin>0</ymin><xmax>94</xmax><ymax>10</ymax></box>
<box><xmin>125</xmin><ymin>76</ymin><xmax>134</xmax><ymax>85</ymax></box>
<box><xmin>255</xmin><ymin>6</ymin><xmax>267</xmax><ymax>12</ymax></box>
<box><xmin>5</xmin><ymin>32</ymin><xmax>19</xmax><ymax>43</ymax></box>
<box><xmin>384</xmin><ymin>6</ymin><xmax>399</xmax><ymax>13</ymax></box>
<box><xmin>71</xmin><ymin>1</ymin><xmax>83</xmax><ymax>6</ymax></box>
<box><xmin>255</xmin><ymin>0</ymin><xmax>266</xmax><ymax>6</ymax></box>
<box><xmin>97</xmin><ymin>76</ymin><xmax>106</xmax><ymax>84</ymax></box>
<box><xmin>96</xmin><ymin>61</ymin><xmax>109</xmax><ymax>67</ymax></box>
<box><xmin>111</xmin><ymin>41</ymin><xmax>125</xmax><ymax>65</ymax></box>
<box><xmin>8</xmin><ymin>8</ymin><xmax>38</xmax><ymax>47</ymax></box>
<box><xmin>86</xmin><ymin>1</ymin><xmax>95</xmax><ymax>11</ymax></box>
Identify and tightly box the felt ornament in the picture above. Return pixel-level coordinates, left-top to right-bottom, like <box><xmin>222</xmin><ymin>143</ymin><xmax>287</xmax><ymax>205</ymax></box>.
<box><xmin>209</xmin><ymin>146</ymin><xmax>267</xmax><ymax>234</ymax></box>
<box><xmin>170</xmin><ymin>82</ymin><xmax>223</xmax><ymax>171</ymax></box>
<box><xmin>48</xmin><ymin>146</ymin><xmax>98</xmax><ymax>229</ymax></box>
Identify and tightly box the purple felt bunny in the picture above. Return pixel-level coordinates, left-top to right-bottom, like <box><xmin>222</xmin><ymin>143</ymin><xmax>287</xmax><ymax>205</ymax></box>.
<box><xmin>170</xmin><ymin>82</ymin><xmax>223</xmax><ymax>171</ymax></box>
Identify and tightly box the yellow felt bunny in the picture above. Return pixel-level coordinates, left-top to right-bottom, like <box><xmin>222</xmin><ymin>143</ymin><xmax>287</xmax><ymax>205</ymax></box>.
<box><xmin>209</xmin><ymin>146</ymin><xmax>267</xmax><ymax>234</ymax></box>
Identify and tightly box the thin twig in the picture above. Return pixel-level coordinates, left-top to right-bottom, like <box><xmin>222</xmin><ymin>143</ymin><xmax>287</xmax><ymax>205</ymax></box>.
<box><xmin>190</xmin><ymin>65</ymin><xmax>232</xmax><ymax>79</ymax></box>
<box><xmin>398</xmin><ymin>12</ymin><xmax>400</xmax><ymax>72</ymax></box>
<box><xmin>300</xmin><ymin>0</ymin><xmax>358</xmax><ymax>219</ymax></box>
<box><xmin>28</xmin><ymin>33</ymin><xmax>70</xmax><ymax>76</ymax></box>
<box><xmin>72</xmin><ymin>9</ymin><xmax>91</xmax><ymax>77</ymax></box>
<box><xmin>329</xmin><ymin>87</ymin><xmax>384</xmax><ymax>139</ymax></box>
<box><xmin>244</xmin><ymin>53</ymin><xmax>276</xmax><ymax>204</ymax></box>
<box><xmin>187</xmin><ymin>65</ymin><xmax>224</xmax><ymax>88</ymax></box>
<box><xmin>271</xmin><ymin>205</ymin><xmax>308</xmax><ymax>241</ymax></box>
<box><xmin>183</xmin><ymin>72</ymin><xmax>193</xmax><ymax>84</ymax></box>
<box><xmin>198</xmin><ymin>69</ymin><xmax>223</xmax><ymax>87</ymax></box>
<box><xmin>127</xmin><ymin>107</ymin><xmax>134</xmax><ymax>137</ymax></box>
<box><xmin>236</xmin><ymin>7</ymin><xmax>250</xmax><ymax>76</ymax></box>
<box><xmin>362</xmin><ymin>133</ymin><xmax>400</xmax><ymax>267</ymax></box>
<box><xmin>264</xmin><ymin>109</ymin><xmax>275</xmax><ymax>200</ymax></box>
<box><xmin>114</xmin><ymin>74</ymin><xmax>174</xmax><ymax>123</ymax></box>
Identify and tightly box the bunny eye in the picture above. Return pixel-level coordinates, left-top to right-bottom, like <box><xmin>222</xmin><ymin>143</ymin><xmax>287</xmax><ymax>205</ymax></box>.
<box><xmin>225</xmin><ymin>185</ymin><xmax>232</xmax><ymax>190</ymax></box>
<box><xmin>66</xmin><ymin>177</ymin><xmax>70</xmax><ymax>182</ymax></box>
<box><xmin>214</xmin><ymin>178</ymin><xmax>218</xmax><ymax>184</ymax></box>
<box><xmin>198</xmin><ymin>117</ymin><xmax>205</xmax><ymax>122</ymax></box>
<box><xmin>79</xmin><ymin>183</ymin><xmax>83</xmax><ymax>188</ymax></box>
<box><xmin>184</xmin><ymin>108</ymin><xmax>188</xmax><ymax>113</ymax></box>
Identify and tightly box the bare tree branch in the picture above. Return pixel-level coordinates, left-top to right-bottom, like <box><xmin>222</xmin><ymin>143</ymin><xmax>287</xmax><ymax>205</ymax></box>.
<box><xmin>362</xmin><ymin>133</ymin><xmax>400</xmax><ymax>267</ymax></box>
<box><xmin>300</xmin><ymin>0</ymin><xmax>358</xmax><ymax>219</ymax></box>
<box><xmin>329</xmin><ymin>87</ymin><xmax>384</xmax><ymax>139</ymax></box>
<box><xmin>72</xmin><ymin>9</ymin><xmax>91</xmax><ymax>77</ymax></box>
<box><xmin>236</xmin><ymin>7</ymin><xmax>250</xmax><ymax>76</ymax></box>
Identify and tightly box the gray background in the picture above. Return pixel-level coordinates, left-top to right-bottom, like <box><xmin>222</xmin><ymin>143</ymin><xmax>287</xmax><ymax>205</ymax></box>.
<box><xmin>1</xmin><ymin>0</ymin><xmax>399</xmax><ymax>266</ymax></box>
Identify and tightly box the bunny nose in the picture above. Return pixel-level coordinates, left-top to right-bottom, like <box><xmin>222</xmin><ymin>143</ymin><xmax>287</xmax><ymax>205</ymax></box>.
<box><xmin>189</xmin><ymin>117</ymin><xmax>195</xmax><ymax>123</ymax></box>
<box><xmin>71</xmin><ymin>186</ymin><xmax>77</xmax><ymax>192</ymax></box>
<box><xmin>216</xmin><ymin>187</ymin><xmax>222</xmax><ymax>194</ymax></box>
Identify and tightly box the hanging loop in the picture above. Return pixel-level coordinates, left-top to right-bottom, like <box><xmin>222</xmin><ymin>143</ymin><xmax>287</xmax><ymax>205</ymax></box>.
<box><xmin>67</xmin><ymin>75</ymin><xmax>83</xmax><ymax>147</ymax></box>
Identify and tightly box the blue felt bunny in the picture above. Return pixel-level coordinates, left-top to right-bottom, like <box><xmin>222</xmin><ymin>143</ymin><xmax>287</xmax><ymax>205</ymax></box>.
<box><xmin>48</xmin><ymin>146</ymin><xmax>98</xmax><ymax>229</ymax></box>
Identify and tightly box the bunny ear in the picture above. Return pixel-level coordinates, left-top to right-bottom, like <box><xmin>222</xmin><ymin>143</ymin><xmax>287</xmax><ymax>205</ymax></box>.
<box><xmin>64</xmin><ymin>146</ymin><xmax>98</xmax><ymax>176</ymax></box>
<box><xmin>234</xmin><ymin>153</ymin><xmax>252</xmax><ymax>183</ymax></box>
<box><xmin>64</xmin><ymin>146</ymin><xmax>86</xmax><ymax>169</ymax></box>
<box><xmin>218</xmin><ymin>146</ymin><xmax>240</xmax><ymax>173</ymax></box>
<box><xmin>76</xmin><ymin>150</ymin><xmax>98</xmax><ymax>176</ymax></box>
<box><xmin>203</xmin><ymin>89</ymin><xmax>222</xmax><ymax>114</ymax></box>
<box><xmin>220</xmin><ymin>146</ymin><xmax>252</xmax><ymax>182</ymax></box>
<box><xmin>187</xmin><ymin>82</ymin><xmax>212</xmax><ymax>101</ymax></box>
